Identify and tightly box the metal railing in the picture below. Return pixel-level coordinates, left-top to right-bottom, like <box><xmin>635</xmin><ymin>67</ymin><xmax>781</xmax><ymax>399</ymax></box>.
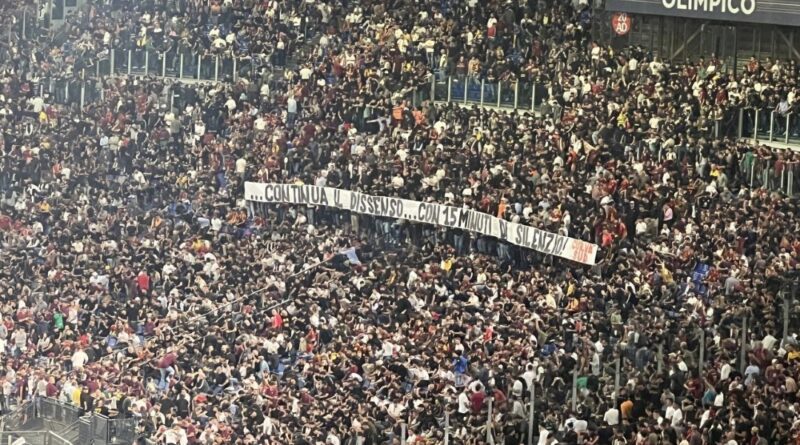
<box><xmin>49</xmin><ymin>431</ymin><xmax>75</xmax><ymax>445</ymax></box>
<box><xmin>0</xmin><ymin>45</ymin><xmax>278</xmax><ymax>112</ymax></box>
<box><xmin>0</xmin><ymin>398</ymin><xmax>139</xmax><ymax>445</ymax></box>
<box><xmin>740</xmin><ymin>107</ymin><xmax>800</xmax><ymax>146</ymax></box>
<box><xmin>429</xmin><ymin>75</ymin><xmax>549</xmax><ymax>113</ymax></box>
<box><xmin>88</xmin><ymin>414</ymin><xmax>137</xmax><ymax>445</ymax></box>
<box><xmin>0</xmin><ymin>430</ymin><xmax>76</xmax><ymax>445</ymax></box>
<box><xmin>740</xmin><ymin>154</ymin><xmax>798</xmax><ymax>196</ymax></box>
<box><xmin>89</xmin><ymin>48</ymin><xmax>271</xmax><ymax>84</ymax></box>
<box><xmin>0</xmin><ymin>430</ymin><xmax>49</xmax><ymax>445</ymax></box>
<box><xmin>427</xmin><ymin>76</ymin><xmax>800</xmax><ymax>150</ymax></box>
<box><xmin>39</xmin><ymin>398</ymin><xmax>137</xmax><ymax>445</ymax></box>
<box><xmin>17</xmin><ymin>52</ymin><xmax>800</xmax><ymax>151</ymax></box>
<box><xmin>38</xmin><ymin>399</ymin><xmax>80</xmax><ymax>428</ymax></box>
<box><xmin>2</xmin><ymin>4</ymin><xmax>39</xmax><ymax>43</ymax></box>
<box><xmin>29</xmin><ymin>51</ymin><xmax>282</xmax><ymax>114</ymax></box>
<box><xmin>0</xmin><ymin>402</ymin><xmax>35</xmax><ymax>432</ymax></box>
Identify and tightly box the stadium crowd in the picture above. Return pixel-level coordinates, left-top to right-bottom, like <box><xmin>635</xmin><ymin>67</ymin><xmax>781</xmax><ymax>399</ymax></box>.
<box><xmin>0</xmin><ymin>0</ymin><xmax>800</xmax><ymax>445</ymax></box>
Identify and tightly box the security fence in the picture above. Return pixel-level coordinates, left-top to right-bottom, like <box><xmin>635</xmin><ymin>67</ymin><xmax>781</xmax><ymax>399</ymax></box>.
<box><xmin>0</xmin><ymin>430</ymin><xmax>48</xmax><ymax>445</ymax></box>
<box><xmin>86</xmin><ymin>414</ymin><xmax>138</xmax><ymax>445</ymax></box>
<box><xmin>5</xmin><ymin>45</ymin><xmax>798</xmax><ymax>151</ymax></box>
<box><xmin>36</xmin><ymin>56</ymin><xmax>431</xmax><ymax>116</ymax></box>
<box><xmin>0</xmin><ymin>402</ymin><xmax>36</xmax><ymax>432</ymax></box>
<box><xmin>0</xmin><ymin>430</ymin><xmax>76</xmax><ymax>445</ymax></box>
<box><xmin>0</xmin><ymin>398</ymin><xmax>140</xmax><ymax>445</ymax></box>
<box><xmin>2</xmin><ymin>3</ymin><xmax>39</xmax><ymax>43</ymax></box>
<box><xmin>741</xmin><ymin>107</ymin><xmax>800</xmax><ymax>146</ymax></box>
<box><xmin>37</xmin><ymin>399</ymin><xmax>80</xmax><ymax>428</ymax></box>
<box><xmin>430</xmin><ymin>75</ymin><xmax>549</xmax><ymax>112</ymax></box>
<box><xmin>93</xmin><ymin>48</ymin><xmax>263</xmax><ymax>84</ymax></box>
<box><xmin>741</xmin><ymin>154</ymin><xmax>798</xmax><ymax>196</ymax></box>
<box><xmin>428</xmin><ymin>75</ymin><xmax>800</xmax><ymax>151</ymax></box>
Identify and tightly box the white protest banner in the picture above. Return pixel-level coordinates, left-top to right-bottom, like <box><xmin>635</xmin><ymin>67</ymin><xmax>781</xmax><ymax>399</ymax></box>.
<box><xmin>244</xmin><ymin>182</ymin><xmax>599</xmax><ymax>265</ymax></box>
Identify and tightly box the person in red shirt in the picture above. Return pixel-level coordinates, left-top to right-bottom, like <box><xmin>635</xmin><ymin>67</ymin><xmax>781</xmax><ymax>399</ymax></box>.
<box><xmin>492</xmin><ymin>388</ymin><xmax>507</xmax><ymax>410</ymax></box>
<box><xmin>470</xmin><ymin>385</ymin><xmax>486</xmax><ymax>413</ymax></box>
<box><xmin>304</xmin><ymin>327</ymin><xmax>317</xmax><ymax>352</ymax></box>
<box><xmin>78</xmin><ymin>332</ymin><xmax>91</xmax><ymax>348</ymax></box>
<box><xmin>136</xmin><ymin>270</ymin><xmax>150</xmax><ymax>296</ymax></box>
<box><xmin>615</xmin><ymin>220</ymin><xmax>628</xmax><ymax>241</ymax></box>
<box><xmin>271</xmin><ymin>310</ymin><xmax>283</xmax><ymax>330</ymax></box>
<box><xmin>157</xmin><ymin>349</ymin><xmax>178</xmax><ymax>388</ymax></box>
<box><xmin>45</xmin><ymin>377</ymin><xmax>59</xmax><ymax>398</ymax></box>
<box><xmin>299</xmin><ymin>387</ymin><xmax>314</xmax><ymax>404</ymax></box>
<box><xmin>261</xmin><ymin>379</ymin><xmax>279</xmax><ymax>399</ymax></box>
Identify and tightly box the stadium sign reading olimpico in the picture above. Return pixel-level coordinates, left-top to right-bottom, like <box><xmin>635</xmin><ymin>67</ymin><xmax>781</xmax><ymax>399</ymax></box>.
<box><xmin>661</xmin><ymin>0</ymin><xmax>755</xmax><ymax>14</ymax></box>
<box><xmin>605</xmin><ymin>0</ymin><xmax>800</xmax><ymax>27</ymax></box>
<box><xmin>245</xmin><ymin>182</ymin><xmax>599</xmax><ymax>265</ymax></box>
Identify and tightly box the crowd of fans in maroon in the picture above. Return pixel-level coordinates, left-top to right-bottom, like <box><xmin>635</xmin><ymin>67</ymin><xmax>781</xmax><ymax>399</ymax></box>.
<box><xmin>0</xmin><ymin>0</ymin><xmax>799</xmax><ymax>445</ymax></box>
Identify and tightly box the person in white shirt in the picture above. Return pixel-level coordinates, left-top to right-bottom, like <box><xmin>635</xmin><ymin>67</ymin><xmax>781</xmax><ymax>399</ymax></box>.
<box><xmin>1</xmin><ymin>377</ymin><xmax>13</xmax><ymax>410</ymax></box>
<box><xmin>10</xmin><ymin>329</ymin><xmax>26</xmax><ymax>353</ymax></box>
<box><xmin>162</xmin><ymin>424</ymin><xmax>188</xmax><ymax>445</ymax></box>
<box><xmin>762</xmin><ymin>333</ymin><xmax>777</xmax><ymax>351</ymax></box>
<box><xmin>720</xmin><ymin>360</ymin><xmax>733</xmax><ymax>381</ymax></box>
<box><xmin>299</xmin><ymin>65</ymin><xmax>313</xmax><ymax>80</ymax></box>
<box><xmin>604</xmin><ymin>406</ymin><xmax>620</xmax><ymax>426</ymax></box>
<box><xmin>60</xmin><ymin>380</ymin><xmax>74</xmax><ymax>404</ymax></box>
<box><xmin>572</xmin><ymin>419</ymin><xmax>588</xmax><ymax>433</ymax></box>
<box><xmin>36</xmin><ymin>376</ymin><xmax>47</xmax><ymax>398</ymax></box>
<box><xmin>537</xmin><ymin>426</ymin><xmax>550</xmax><ymax>445</ymax></box>
<box><xmin>28</xmin><ymin>96</ymin><xmax>44</xmax><ymax>113</ymax></box>
<box><xmin>71</xmin><ymin>348</ymin><xmax>89</xmax><ymax>370</ymax></box>
<box><xmin>457</xmin><ymin>389</ymin><xmax>470</xmax><ymax>415</ymax></box>
<box><xmin>235</xmin><ymin>157</ymin><xmax>246</xmax><ymax>176</ymax></box>
<box><xmin>510</xmin><ymin>398</ymin><xmax>526</xmax><ymax>419</ymax></box>
<box><xmin>665</xmin><ymin>400</ymin><xmax>683</xmax><ymax>427</ymax></box>
<box><xmin>521</xmin><ymin>363</ymin><xmax>537</xmax><ymax>389</ymax></box>
<box><xmin>326</xmin><ymin>432</ymin><xmax>340</xmax><ymax>445</ymax></box>
<box><xmin>225</xmin><ymin>97</ymin><xmax>237</xmax><ymax>114</ymax></box>
<box><xmin>287</xmin><ymin>95</ymin><xmax>297</xmax><ymax>126</ymax></box>
<box><xmin>628</xmin><ymin>57</ymin><xmax>638</xmax><ymax>72</ymax></box>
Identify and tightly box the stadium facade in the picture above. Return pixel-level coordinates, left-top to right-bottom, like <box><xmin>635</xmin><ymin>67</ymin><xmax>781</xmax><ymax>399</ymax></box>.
<box><xmin>596</xmin><ymin>0</ymin><xmax>800</xmax><ymax>71</ymax></box>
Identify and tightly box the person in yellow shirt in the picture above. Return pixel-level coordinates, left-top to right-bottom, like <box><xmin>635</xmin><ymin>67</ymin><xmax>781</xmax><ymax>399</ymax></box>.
<box><xmin>617</xmin><ymin>113</ymin><xmax>628</xmax><ymax>128</ymax></box>
<box><xmin>191</xmin><ymin>238</ymin><xmax>205</xmax><ymax>252</ymax></box>
<box><xmin>566</xmin><ymin>297</ymin><xmax>581</xmax><ymax>313</ymax></box>
<box><xmin>441</xmin><ymin>257</ymin><xmax>454</xmax><ymax>272</ymax></box>
<box><xmin>71</xmin><ymin>386</ymin><xmax>82</xmax><ymax>407</ymax></box>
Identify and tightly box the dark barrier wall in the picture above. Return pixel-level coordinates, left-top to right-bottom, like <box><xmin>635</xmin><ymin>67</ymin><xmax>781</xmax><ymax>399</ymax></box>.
<box><xmin>605</xmin><ymin>0</ymin><xmax>800</xmax><ymax>27</ymax></box>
